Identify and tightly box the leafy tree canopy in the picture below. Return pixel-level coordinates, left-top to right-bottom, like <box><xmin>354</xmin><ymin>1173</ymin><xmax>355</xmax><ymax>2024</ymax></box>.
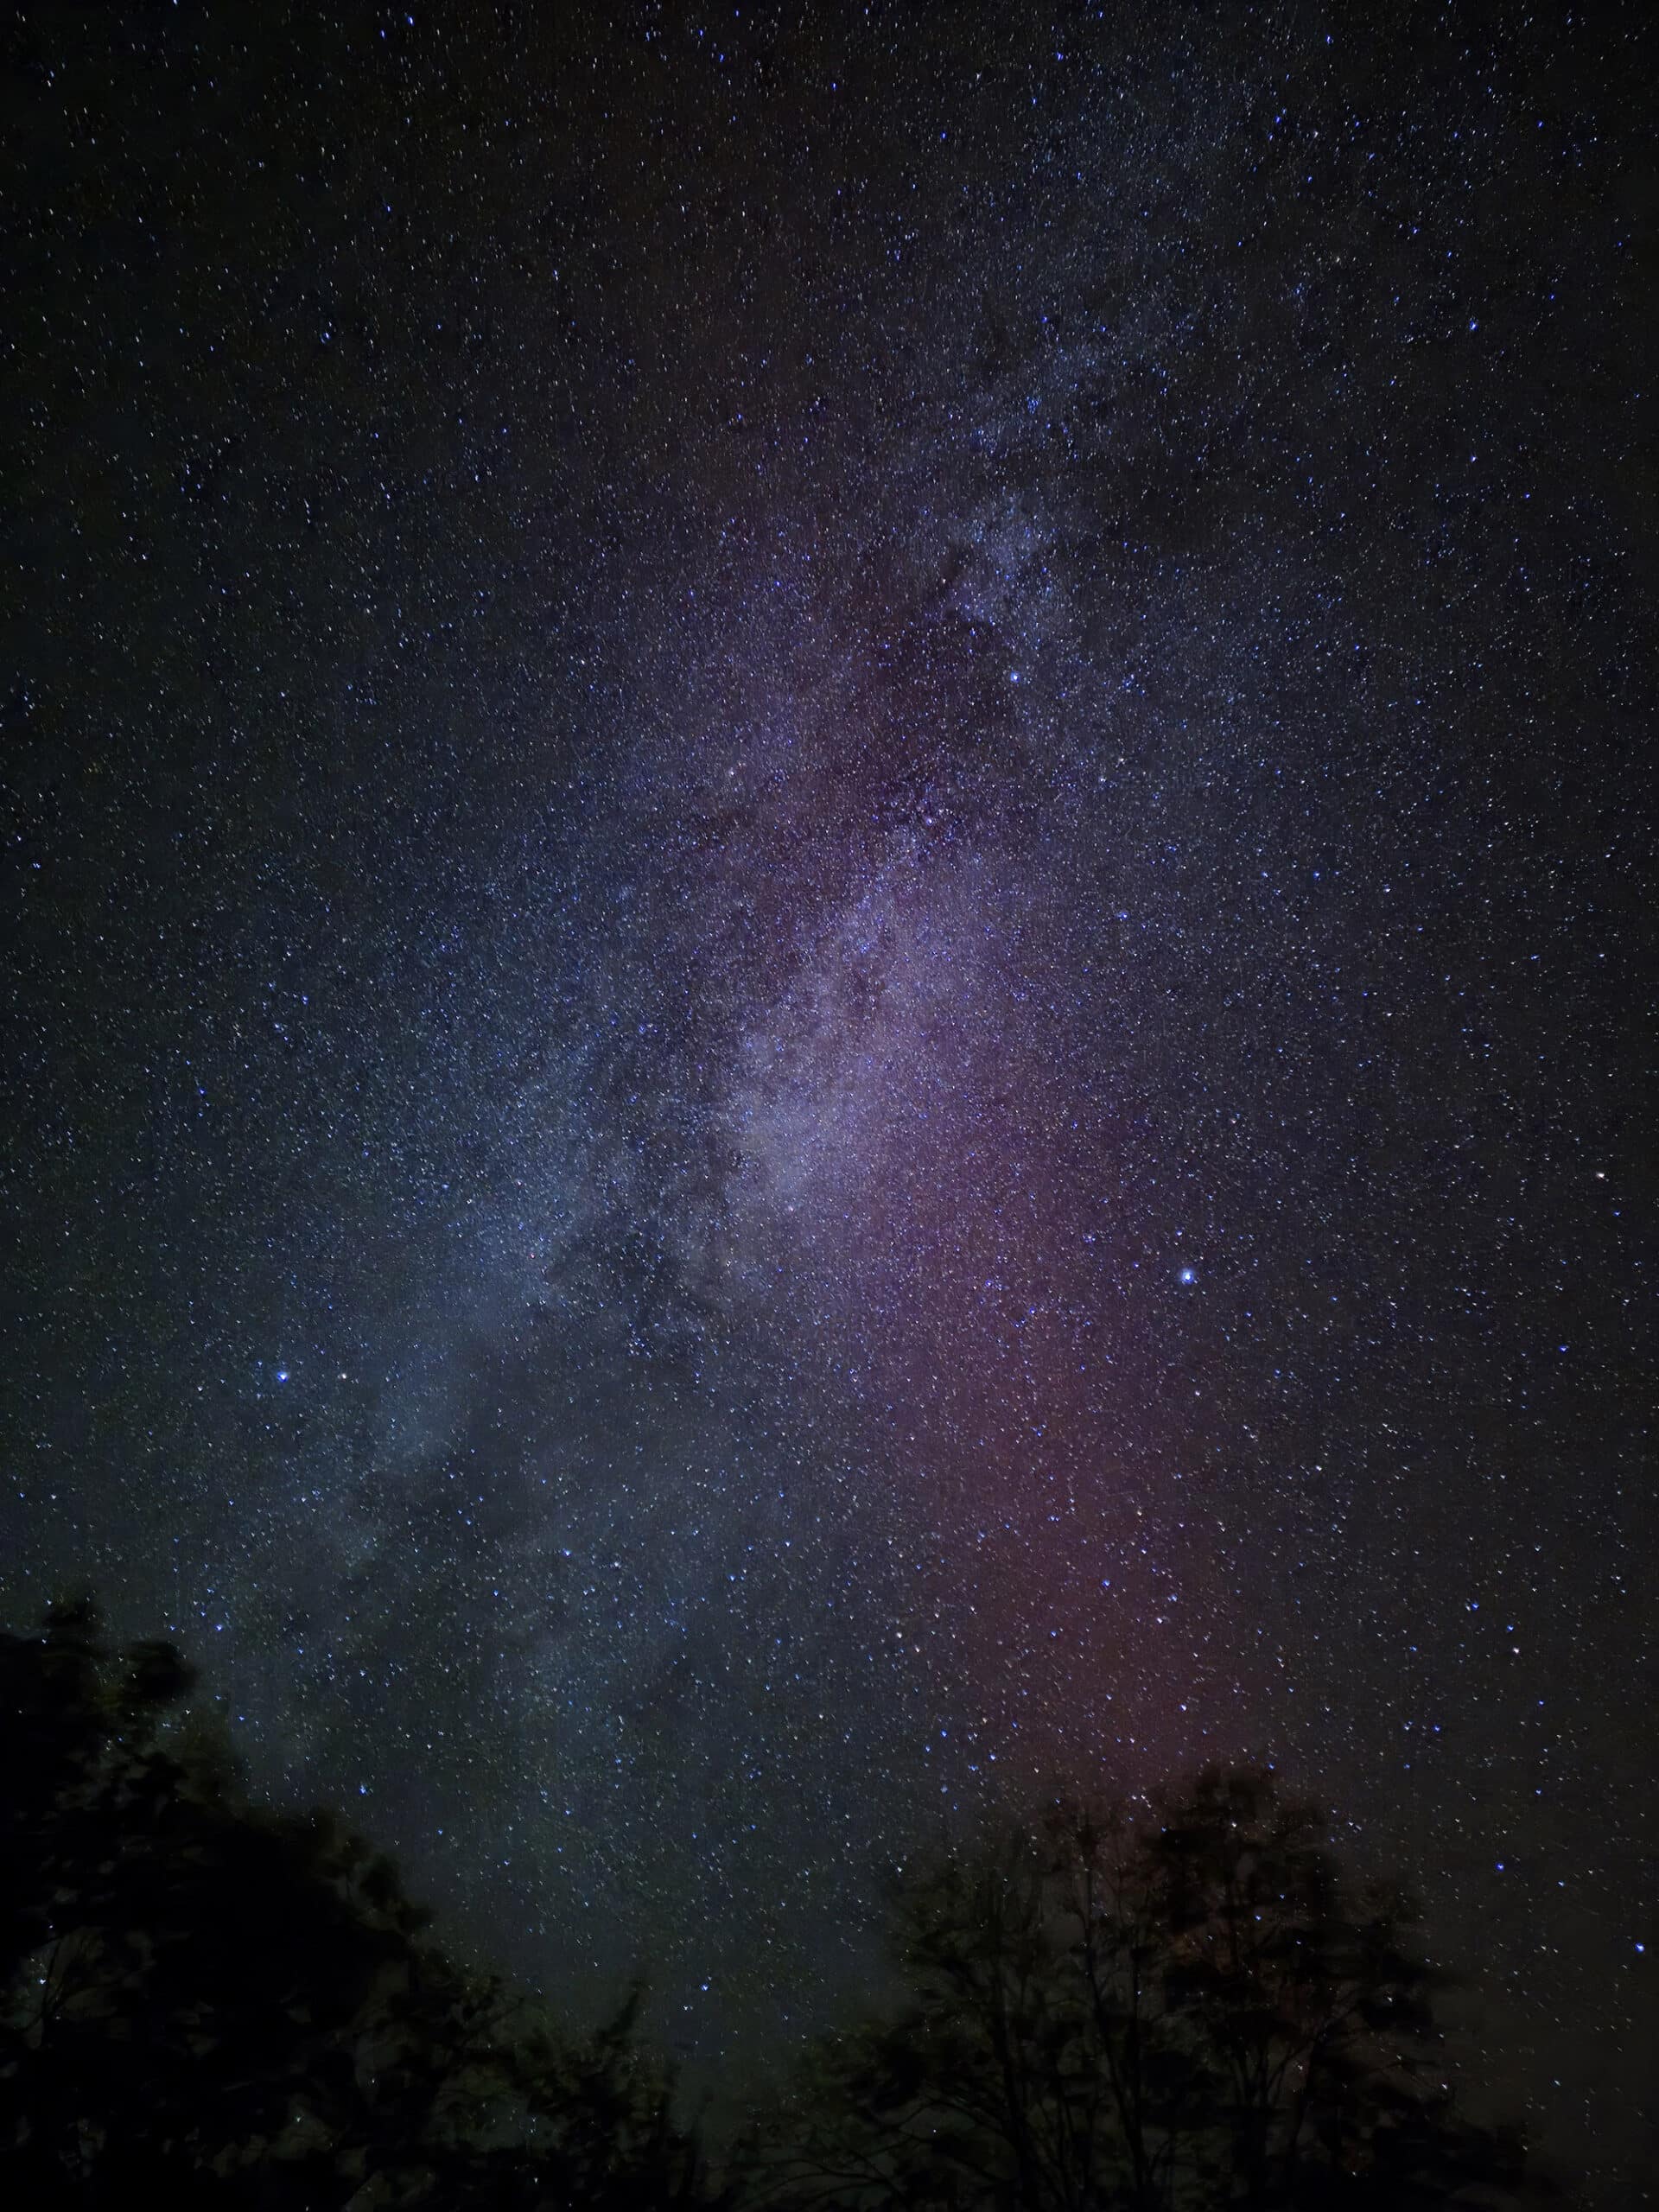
<box><xmin>748</xmin><ymin>1769</ymin><xmax>1537</xmax><ymax>2212</ymax></box>
<box><xmin>0</xmin><ymin>1598</ymin><xmax>713</xmax><ymax>2209</ymax></box>
<box><xmin>2</xmin><ymin>1599</ymin><xmax>1542</xmax><ymax>2210</ymax></box>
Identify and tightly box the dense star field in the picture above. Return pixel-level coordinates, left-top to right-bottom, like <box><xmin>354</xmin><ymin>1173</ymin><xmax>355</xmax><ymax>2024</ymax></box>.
<box><xmin>3</xmin><ymin>3</ymin><xmax>1654</xmax><ymax>2200</ymax></box>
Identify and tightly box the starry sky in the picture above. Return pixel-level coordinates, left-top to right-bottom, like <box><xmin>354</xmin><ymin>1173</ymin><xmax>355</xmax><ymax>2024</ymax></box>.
<box><xmin>3</xmin><ymin>3</ymin><xmax>1655</xmax><ymax>2199</ymax></box>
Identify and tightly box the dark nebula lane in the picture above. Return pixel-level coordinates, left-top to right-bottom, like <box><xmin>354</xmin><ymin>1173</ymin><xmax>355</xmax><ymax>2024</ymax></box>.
<box><xmin>3</xmin><ymin>4</ymin><xmax>1654</xmax><ymax>2198</ymax></box>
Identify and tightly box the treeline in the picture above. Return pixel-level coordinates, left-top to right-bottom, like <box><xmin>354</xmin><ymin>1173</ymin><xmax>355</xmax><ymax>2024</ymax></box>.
<box><xmin>750</xmin><ymin>1778</ymin><xmax>1535</xmax><ymax>2212</ymax></box>
<box><xmin>2</xmin><ymin>1602</ymin><xmax>1539</xmax><ymax>2209</ymax></box>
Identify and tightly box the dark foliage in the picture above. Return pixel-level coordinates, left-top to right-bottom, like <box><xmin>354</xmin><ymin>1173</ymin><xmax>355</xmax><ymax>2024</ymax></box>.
<box><xmin>746</xmin><ymin>1770</ymin><xmax>1539</xmax><ymax>2212</ymax></box>
<box><xmin>0</xmin><ymin>1599</ymin><xmax>715</xmax><ymax>2209</ymax></box>
<box><xmin>2</xmin><ymin>1602</ymin><xmax>1544</xmax><ymax>2210</ymax></box>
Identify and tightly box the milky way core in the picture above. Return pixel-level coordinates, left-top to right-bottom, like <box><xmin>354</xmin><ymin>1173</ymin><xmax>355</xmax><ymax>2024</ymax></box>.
<box><xmin>3</xmin><ymin>7</ymin><xmax>1653</xmax><ymax>2199</ymax></box>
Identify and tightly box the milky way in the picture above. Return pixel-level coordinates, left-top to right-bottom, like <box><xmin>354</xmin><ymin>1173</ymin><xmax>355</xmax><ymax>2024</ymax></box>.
<box><xmin>3</xmin><ymin>6</ymin><xmax>1653</xmax><ymax>2197</ymax></box>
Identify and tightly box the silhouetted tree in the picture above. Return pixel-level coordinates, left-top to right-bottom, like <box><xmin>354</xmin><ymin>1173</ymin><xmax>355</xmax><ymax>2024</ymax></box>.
<box><xmin>748</xmin><ymin>1768</ymin><xmax>1532</xmax><ymax>2212</ymax></box>
<box><xmin>3</xmin><ymin>1603</ymin><xmax>1544</xmax><ymax>2210</ymax></box>
<box><xmin>0</xmin><ymin>1599</ymin><xmax>714</xmax><ymax>2209</ymax></box>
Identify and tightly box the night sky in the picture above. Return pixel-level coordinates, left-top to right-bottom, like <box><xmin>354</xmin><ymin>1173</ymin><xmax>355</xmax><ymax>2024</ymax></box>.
<box><xmin>3</xmin><ymin>3</ymin><xmax>1655</xmax><ymax>2200</ymax></box>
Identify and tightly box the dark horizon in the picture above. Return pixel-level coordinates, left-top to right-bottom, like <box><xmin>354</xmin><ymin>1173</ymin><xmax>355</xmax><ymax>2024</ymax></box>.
<box><xmin>3</xmin><ymin>4</ymin><xmax>1654</xmax><ymax>2203</ymax></box>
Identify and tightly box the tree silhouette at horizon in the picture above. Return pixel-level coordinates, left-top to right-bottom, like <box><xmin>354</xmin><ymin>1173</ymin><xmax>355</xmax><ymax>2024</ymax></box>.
<box><xmin>749</xmin><ymin>1768</ymin><xmax>1539</xmax><ymax>2211</ymax></box>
